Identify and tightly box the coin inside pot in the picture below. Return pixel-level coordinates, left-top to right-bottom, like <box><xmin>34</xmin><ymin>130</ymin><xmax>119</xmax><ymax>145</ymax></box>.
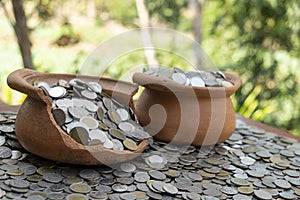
<box><xmin>7</xmin><ymin>69</ymin><xmax>148</xmax><ymax>165</ymax></box>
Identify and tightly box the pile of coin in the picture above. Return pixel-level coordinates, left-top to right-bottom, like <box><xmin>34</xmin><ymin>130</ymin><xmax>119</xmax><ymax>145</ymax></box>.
<box><xmin>143</xmin><ymin>67</ymin><xmax>234</xmax><ymax>87</ymax></box>
<box><xmin>35</xmin><ymin>79</ymin><xmax>151</xmax><ymax>150</ymax></box>
<box><xmin>1</xmin><ymin>111</ymin><xmax>300</xmax><ymax>199</ymax></box>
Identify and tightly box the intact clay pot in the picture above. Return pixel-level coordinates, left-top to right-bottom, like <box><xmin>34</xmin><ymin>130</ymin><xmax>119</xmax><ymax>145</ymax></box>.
<box><xmin>7</xmin><ymin>69</ymin><xmax>147</xmax><ymax>165</ymax></box>
<box><xmin>133</xmin><ymin>72</ymin><xmax>242</xmax><ymax>146</ymax></box>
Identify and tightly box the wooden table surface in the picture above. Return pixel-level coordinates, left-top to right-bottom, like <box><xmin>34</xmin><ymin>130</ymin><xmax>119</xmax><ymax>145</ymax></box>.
<box><xmin>1</xmin><ymin>99</ymin><xmax>299</xmax><ymax>142</ymax></box>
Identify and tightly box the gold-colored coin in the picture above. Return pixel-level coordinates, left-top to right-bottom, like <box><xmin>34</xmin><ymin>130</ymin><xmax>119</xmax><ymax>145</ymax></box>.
<box><xmin>134</xmin><ymin>191</ymin><xmax>147</xmax><ymax>199</ymax></box>
<box><xmin>37</xmin><ymin>166</ymin><xmax>55</xmax><ymax>175</ymax></box>
<box><xmin>108</xmin><ymin>111</ymin><xmax>121</xmax><ymax>124</ymax></box>
<box><xmin>6</xmin><ymin>169</ymin><xmax>24</xmax><ymax>176</ymax></box>
<box><xmin>27</xmin><ymin>174</ymin><xmax>43</xmax><ymax>182</ymax></box>
<box><xmin>70</xmin><ymin>183</ymin><xmax>91</xmax><ymax>193</ymax></box>
<box><xmin>98</xmin><ymin>121</ymin><xmax>109</xmax><ymax>131</ymax></box>
<box><xmin>238</xmin><ymin>186</ymin><xmax>254</xmax><ymax>195</ymax></box>
<box><xmin>123</xmin><ymin>138</ymin><xmax>138</xmax><ymax>151</ymax></box>
<box><xmin>63</xmin><ymin>177</ymin><xmax>82</xmax><ymax>185</ymax></box>
<box><xmin>109</xmin><ymin>129</ymin><xmax>126</xmax><ymax>140</ymax></box>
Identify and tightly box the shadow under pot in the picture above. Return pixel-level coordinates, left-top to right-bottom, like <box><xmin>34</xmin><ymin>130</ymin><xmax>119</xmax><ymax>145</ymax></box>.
<box><xmin>133</xmin><ymin>72</ymin><xmax>242</xmax><ymax>146</ymax></box>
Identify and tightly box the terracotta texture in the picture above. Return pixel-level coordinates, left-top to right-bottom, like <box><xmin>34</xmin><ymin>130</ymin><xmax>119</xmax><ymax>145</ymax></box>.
<box><xmin>7</xmin><ymin>69</ymin><xmax>147</xmax><ymax>165</ymax></box>
<box><xmin>133</xmin><ymin>72</ymin><xmax>242</xmax><ymax>146</ymax></box>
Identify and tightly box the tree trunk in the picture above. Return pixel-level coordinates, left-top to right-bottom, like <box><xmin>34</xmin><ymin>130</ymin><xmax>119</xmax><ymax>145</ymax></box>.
<box><xmin>135</xmin><ymin>0</ymin><xmax>158</xmax><ymax>67</ymax></box>
<box><xmin>189</xmin><ymin>0</ymin><xmax>203</xmax><ymax>68</ymax></box>
<box><xmin>12</xmin><ymin>0</ymin><xmax>35</xmax><ymax>69</ymax></box>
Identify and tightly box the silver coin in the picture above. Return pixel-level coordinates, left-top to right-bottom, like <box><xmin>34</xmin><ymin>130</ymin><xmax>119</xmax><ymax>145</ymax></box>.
<box><xmin>190</xmin><ymin>76</ymin><xmax>205</xmax><ymax>87</ymax></box>
<box><xmin>103</xmin><ymin>139</ymin><xmax>114</xmax><ymax>149</ymax></box>
<box><xmin>112</xmin><ymin>183</ymin><xmax>128</xmax><ymax>192</ymax></box>
<box><xmin>116</xmin><ymin>108</ymin><xmax>129</xmax><ymax>121</ymax></box>
<box><xmin>111</xmin><ymin>139</ymin><xmax>124</xmax><ymax>151</ymax></box>
<box><xmin>87</xmin><ymin>82</ymin><xmax>102</xmax><ymax>93</ymax></box>
<box><xmin>172</xmin><ymin>72</ymin><xmax>187</xmax><ymax>84</ymax></box>
<box><xmin>68</xmin><ymin>106</ymin><xmax>89</xmax><ymax>119</ymax></box>
<box><xmin>89</xmin><ymin>129</ymin><xmax>107</xmax><ymax>143</ymax></box>
<box><xmin>79</xmin><ymin>169</ymin><xmax>100</xmax><ymax>180</ymax></box>
<box><xmin>119</xmin><ymin>192</ymin><xmax>136</xmax><ymax>200</ymax></box>
<box><xmin>163</xmin><ymin>183</ymin><xmax>178</xmax><ymax>195</ymax></box>
<box><xmin>254</xmin><ymin>189</ymin><xmax>272</xmax><ymax>200</ymax></box>
<box><xmin>81</xmin><ymin>89</ymin><xmax>97</xmax><ymax>100</ymax></box>
<box><xmin>49</xmin><ymin>86</ymin><xmax>67</xmax><ymax>98</ymax></box>
<box><xmin>82</xmin><ymin>100</ymin><xmax>98</xmax><ymax>112</ymax></box>
<box><xmin>0</xmin><ymin>146</ymin><xmax>12</xmax><ymax>159</ymax></box>
<box><xmin>118</xmin><ymin>122</ymin><xmax>135</xmax><ymax>133</ymax></box>
<box><xmin>120</xmin><ymin>163</ymin><xmax>136</xmax><ymax>173</ymax></box>
<box><xmin>274</xmin><ymin>179</ymin><xmax>291</xmax><ymax>189</ymax></box>
<box><xmin>158</xmin><ymin>68</ymin><xmax>174</xmax><ymax>79</ymax></box>
<box><xmin>43</xmin><ymin>173</ymin><xmax>63</xmax><ymax>183</ymax></box>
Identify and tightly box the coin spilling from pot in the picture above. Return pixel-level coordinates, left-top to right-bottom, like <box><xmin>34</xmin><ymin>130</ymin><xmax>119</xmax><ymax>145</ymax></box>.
<box><xmin>35</xmin><ymin>79</ymin><xmax>151</xmax><ymax>151</ymax></box>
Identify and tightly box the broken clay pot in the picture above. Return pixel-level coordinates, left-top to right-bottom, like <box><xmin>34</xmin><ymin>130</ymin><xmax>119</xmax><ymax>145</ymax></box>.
<box><xmin>7</xmin><ymin>69</ymin><xmax>147</xmax><ymax>165</ymax></box>
<box><xmin>133</xmin><ymin>72</ymin><xmax>242</xmax><ymax>146</ymax></box>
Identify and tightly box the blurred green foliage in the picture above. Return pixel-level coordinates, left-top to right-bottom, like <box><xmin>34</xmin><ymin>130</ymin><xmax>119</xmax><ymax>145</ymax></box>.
<box><xmin>205</xmin><ymin>0</ymin><xmax>300</xmax><ymax>135</ymax></box>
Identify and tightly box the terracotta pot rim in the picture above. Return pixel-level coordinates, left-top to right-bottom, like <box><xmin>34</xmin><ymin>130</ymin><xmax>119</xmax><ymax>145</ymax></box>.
<box><xmin>133</xmin><ymin>72</ymin><xmax>242</xmax><ymax>96</ymax></box>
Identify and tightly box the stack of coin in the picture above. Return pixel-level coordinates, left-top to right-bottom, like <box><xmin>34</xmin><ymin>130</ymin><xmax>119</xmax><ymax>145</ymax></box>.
<box><xmin>143</xmin><ymin>67</ymin><xmax>234</xmax><ymax>87</ymax></box>
<box><xmin>0</xmin><ymin>112</ymin><xmax>300</xmax><ymax>199</ymax></box>
<box><xmin>35</xmin><ymin>79</ymin><xmax>151</xmax><ymax>150</ymax></box>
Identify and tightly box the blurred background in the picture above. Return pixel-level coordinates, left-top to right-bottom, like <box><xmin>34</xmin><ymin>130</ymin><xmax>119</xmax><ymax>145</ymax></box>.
<box><xmin>0</xmin><ymin>0</ymin><xmax>300</xmax><ymax>136</ymax></box>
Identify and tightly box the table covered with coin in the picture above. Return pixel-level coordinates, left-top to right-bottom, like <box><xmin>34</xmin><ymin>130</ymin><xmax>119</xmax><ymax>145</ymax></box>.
<box><xmin>1</xmin><ymin>111</ymin><xmax>300</xmax><ymax>199</ymax></box>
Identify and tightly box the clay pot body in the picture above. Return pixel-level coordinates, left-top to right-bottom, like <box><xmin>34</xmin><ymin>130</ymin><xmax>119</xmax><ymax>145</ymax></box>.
<box><xmin>133</xmin><ymin>72</ymin><xmax>242</xmax><ymax>146</ymax></box>
<box><xmin>7</xmin><ymin>69</ymin><xmax>147</xmax><ymax>165</ymax></box>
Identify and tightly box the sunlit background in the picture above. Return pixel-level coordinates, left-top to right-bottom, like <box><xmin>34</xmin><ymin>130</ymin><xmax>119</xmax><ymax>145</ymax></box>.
<box><xmin>0</xmin><ymin>0</ymin><xmax>300</xmax><ymax>136</ymax></box>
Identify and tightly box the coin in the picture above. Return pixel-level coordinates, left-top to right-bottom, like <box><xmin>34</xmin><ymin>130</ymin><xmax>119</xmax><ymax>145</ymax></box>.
<box><xmin>109</xmin><ymin>129</ymin><xmax>126</xmax><ymax>140</ymax></box>
<box><xmin>163</xmin><ymin>183</ymin><xmax>178</xmax><ymax>195</ymax></box>
<box><xmin>111</xmin><ymin>139</ymin><xmax>124</xmax><ymax>150</ymax></box>
<box><xmin>81</xmin><ymin>89</ymin><xmax>97</xmax><ymax>100</ymax></box>
<box><xmin>112</xmin><ymin>183</ymin><xmax>128</xmax><ymax>192</ymax></box>
<box><xmin>89</xmin><ymin>129</ymin><xmax>107</xmax><ymax>143</ymax></box>
<box><xmin>116</xmin><ymin>108</ymin><xmax>129</xmax><ymax>121</ymax></box>
<box><xmin>80</xmin><ymin>116</ymin><xmax>99</xmax><ymax>129</ymax></box>
<box><xmin>51</xmin><ymin>108</ymin><xmax>66</xmax><ymax>126</ymax></box>
<box><xmin>119</xmin><ymin>192</ymin><xmax>136</xmax><ymax>200</ymax></box>
<box><xmin>190</xmin><ymin>76</ymin><xmax>205</xmax><ymax>87</ymax></box>
<box><xmin>66</xmin><ymin>193</ymin><xmax>88</xmax><ymax>200</ymax></box>
<box><xmin>43</xmin><ymin>173</ymin><xmax>63</xmax><ymax>183</ymax></box>
<box><xmin>69</xmin><ymin>126</ymin><xmax>89</xmax><ymax>145</ymax></box>
<box><xmin>134</xmin><ymin>172</ymin><xmax>150</xmax><ymax>183</ymax></box>
<box><xmin>70</xmin><ymin>183</ymin><xmax>91</xmax><ymax>193</ymax></box>
<box><xmin>123</xmin><ymin>138</ymin><xmax>138</xmax><ymax>151</ymax></box>
<box><xmin>254</xmin><ymin>189</ymin><xmax>272</xmax><ymax>200</ymax></box>
<box><xmin>79</xmin><ymin>169</ymin><xmax>100</xmax><ymax>180</ymax></box>
<box><xmin>108</xmin><ymin>111</ymin><xmax>121</xmax><ymax>124</ymax></box>
<box><xmin>237</xmin><ymin>186</ymin><xmax>253</xmax><ymax>195</ymax></box>
<box><xmin>0</xmin><ymin>146</ymin><xmax>12</xmax><ymax>159</ymax></box>
<box><xmin>274</xmin><ymin>179</ymin><xmax>291</xmax><ymax>189</ymax></box>
<box><xmin>119</xmin><ymin>122</ymin><xmax>135</xmax><ymax>133</ymax></box>
<box><xmin>172</xmin><ymin>72</ymin><xmax>187</xmax><ymax>84</ymax></box>
<box><xmin>103</xmin><ymin>139</ymin><xmax>114</xmax><ymax>149</ymax></box>
<box><xmin>231</xmin><ymin>178</ymin><xmax>250</xmax><ymax>186</ymax></box>
<box><xmin>120</xmin><ymin>163</ymin><xmax>136</xmax><ymax>173</ymax></box>
<box><xmin>49</xmin><ymin>86</ymin><xmax>66</xmax><ymax>98</ymax></box>
<box><xmin>149</xmin><ymin>170</ymin><xmax>166</xmax><ymax>180</ymax></box>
